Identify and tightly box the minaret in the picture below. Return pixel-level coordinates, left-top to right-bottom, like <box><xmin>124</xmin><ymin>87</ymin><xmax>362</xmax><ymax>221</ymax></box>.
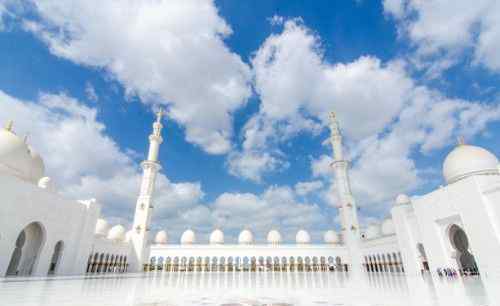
<box><xmin>329</xmin><ymin>112</ymin><xmax>363</xmax><ymax>274</ymax></box>
<box><xmin>130</xmin><ymin>110</ymin><xmax>164</xmax><ymax>272</ymax></box>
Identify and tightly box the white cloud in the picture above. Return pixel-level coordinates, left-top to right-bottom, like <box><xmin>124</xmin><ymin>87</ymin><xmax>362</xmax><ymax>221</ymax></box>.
<box><xmin>247</xmin><ymin>18</ymin><xmax>500</xmax><ymax>218</ymax></box>
<box><xmin>231</xmin><ymin>19</ymin><xmax>413</xmax><ymax>182</ymax></box>
<box><xmin>85</xmin><ymin>82</ymin><xmax>98</xmax><ymax>103</ymax></box>
<box><xmin>295</xmin><ymin>180</ymin><xmax>324</xmax><ymax>196</ymax></box>
<box><xmin>211</xmin><ymin>185</ymin><xmax>331</xmax><ymax>243</ymax></box>
<box><xmin>227</xmin><ymin>150</ymin><xmax>286</xmax><ymax>183</ymax></box>
<box><xmin>383</xmin><ymin>0</ymin><xmax>500</xmax><ymax>73</ymax></box>
<box><xmin>18</xmin><ymin>0</ymin><xmax>252</xmax><ymax>154</ymax></box>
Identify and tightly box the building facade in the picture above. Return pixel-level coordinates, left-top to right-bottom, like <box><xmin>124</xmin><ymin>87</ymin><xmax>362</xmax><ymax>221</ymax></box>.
<box><xmin>1</xmin><ymin>112</ymin><xmax>499</xmax><ymax>283</ymax></box>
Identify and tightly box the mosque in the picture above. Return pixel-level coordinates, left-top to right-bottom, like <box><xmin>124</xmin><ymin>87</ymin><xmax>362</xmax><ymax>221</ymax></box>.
<box><xmin>1</xmin><ymin>110</ymin><xmax>499</xmax><ymax>279</ymax></box>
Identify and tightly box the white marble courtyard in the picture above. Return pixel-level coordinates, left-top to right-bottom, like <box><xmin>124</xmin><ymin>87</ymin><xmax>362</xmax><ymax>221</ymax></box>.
<box><xmin>0</xmin><ymin>271</ymin><xmax>494</xmax><ymax>306</ymax></box>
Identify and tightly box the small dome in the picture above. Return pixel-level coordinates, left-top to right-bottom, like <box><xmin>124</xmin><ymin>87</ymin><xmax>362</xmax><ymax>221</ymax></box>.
<box><xmin>125</xmin><ymin>230</ymin><xmax>133</xmax><ymax>243</ymax></box>
<box><xmin>95</xmin><ymin>218</ymin><xmax>109</xmax><ymax>236</ymax></box>
<box><xmin>155</xmin><ymin>230</ymin><xmax>168</xmax><ymax>244</ymax></box>
<box><xmin>181</xmin><ymin>229</ymin><xmax>196</xmax><ymax>244</ymax></box>
<box><xmin>296</xmin><ymin>229</ymin><xmax>311</xmax><ymax>244</ymax></box>
<box><xmin>267</xmin><ymin>230</ymin><xmax>282</xmax><ymax>245</ymax></box>
<box><xmin>107</xmin><ymin>225</ymin><xmax>126</xmax><ymax>242</ymax></box>
<box><xmin>365</xmin><ymin>223</ymin><xmax>382</xmax><ymax>239</ymax></box>
<box><xmin>0</xmin><ymin>128</ymin><xmax>45</xmax><ymax>182</ymax></box>
<box><xmin>323</xmin><ymin>230</ymin><xmax>339</xmax><ymax>244</ymax></box>
<box><xmin>395</xmin><ymin>194</ymin><xmax>410</xmax><ymax>206</ymax></box>
<box><xmin>238</xmin><ymin>229</ymin><xmax>254</xmax><ymax>244</ymax></box>
<box><xmin>209</xmin><ymin>229</ymin><xmax>224</xmax><ymax>244</ymax></box>
<box><xmin>381</xmin><ymin>218</ymin><xmax>396</xmax><ymax>236</ymax></box>
<box><xmin>443</xmin><ymin>144</ymin><xmax>499</xmax><ymax>184</ymax></box>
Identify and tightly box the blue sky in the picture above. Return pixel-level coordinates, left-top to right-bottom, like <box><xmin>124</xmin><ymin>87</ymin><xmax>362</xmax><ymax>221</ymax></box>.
<box><xmin>0</xmin><ymin>0</ymin><xmax>499</xmax><ymax>243</ymax></box>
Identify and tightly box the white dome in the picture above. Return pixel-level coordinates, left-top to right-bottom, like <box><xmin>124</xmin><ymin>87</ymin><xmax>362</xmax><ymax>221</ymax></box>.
<box><xmin>323</xmin><ymin>230</ymin><xmax>339</xmax><ymax>244</ymax></box>
<box><xmin>155</xmin><ymin>230</ymin><xmax>168</xmax><ymax>244</ymax></box>
<box><xmin>365</xmin><ymin>223</ymin><xmax>382</xmax><ymax>239</ymax></box>
<box><xmin>296</xmin><ymin>229</ymin><xmax>311</xmax><ymax>244</ymax></box>
<box><xmin>395</xmin><ymin>194</ymin><xmax>410</xmax><ymax>206</ymax></box>
<box><xmin>0</xmin><ymin>128</ymin><xmax>45</xmax><ymax>182</ymax></box>
<box><xmin>209</xmin><ymin>229</ymin><xmax>224</xmax><ymax>244</ymax></box>
<box><xmin>107</xmin><ymin>225</ymin><xmax>126</xmax><ymax>242</ymax></box>
<box><xmin>180</xmin><ymin>229</ymin><xmax>196</xmax><ymax>244</ymax></box>
<box><xmin>381</xmin><ymin>218</ymin><xmax>396</xmax><ymax>236</ymax></box>
<box><xmin>238</xmin><ymin>229</ymin><xmax>254</xmax><ymax>244</ymax></box>
<box><xmin>125</xmin><ymin>230</ymin><xmax>133</xmax><ymax>243</ymax></box>
<box><xmin>443</xmin><ymin>144</ymin><xmax>499</xmax><ymax>184</ymax></box>
<box><xmin>95</xmin><ymin>218</ymin><xmax>109</xmax><ymax>236</ymax></box>
<box><xmin>267</xmin><ymin>230</ymin><xmax>282</xmax><ymax>245</ymax></box>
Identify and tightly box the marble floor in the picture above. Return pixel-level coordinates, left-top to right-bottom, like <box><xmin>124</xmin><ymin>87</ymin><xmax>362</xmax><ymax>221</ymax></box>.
<box><xmin>0</xmin><ymin>272</ymin><xmax>494</xmax><ymax>306</ymax></box>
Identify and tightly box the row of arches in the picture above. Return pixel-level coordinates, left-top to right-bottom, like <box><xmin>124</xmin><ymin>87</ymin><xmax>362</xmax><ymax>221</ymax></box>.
<box><xmin>364</xmin><ymin>252</ymin><xmax>404</xmax><ymax>273</ymax></box>
<box><xmin>147</xmin><ymin>256</ymin><xmax>347</xmax><ymax>272</ymax></box>
<box><xmin>6</xmin><ymin>222</ymin><xmax>65</xmax><ymax>277</ymax></box>
<box><xmin>86</xmin><ymin>253</ymin><xmax>128</xmax><ymax>273</ymax></box>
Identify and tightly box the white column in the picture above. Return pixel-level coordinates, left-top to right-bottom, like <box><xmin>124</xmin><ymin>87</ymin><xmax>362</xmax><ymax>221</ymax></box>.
<box><xmin>130</xmin><ymin>110</ymin><xmax>164</xmax><ymax>272</ymax></box>
<box><xmin>329</xmin><ymin>112</ymin><xmax>363</xmax><ymax>275</ymax></box>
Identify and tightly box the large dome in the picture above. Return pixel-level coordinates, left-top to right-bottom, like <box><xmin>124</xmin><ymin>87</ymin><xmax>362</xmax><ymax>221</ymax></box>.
<box><xmin>209</xmin><ymin>229</ymin><xmax>224</xmax><ymax>244</ymax></box>
<box><xmin>323</xmin><ymin>230</ymin><xmax>339</xmax><ymax>244</ymax></box>
<box><xmin>443</xmin><ymin>144</ymin><xmax>499</xmax><ymax>184</ymax></box>
<box><xmin>95</xmin><ymin>218</ymin><xmax>109</xmax><ymax>237</ymax></box>
<box><xmin>180</xmin><ymin>229</ymin><xmax>196</xmax><ymax>244</ymax></box>
<box><xmin>267</xmin><ymin>230</ymin><xmax>282</xmax><ymax>245</ymax></box>
<box><xmin>296</xmin><ymin>229</ymin><xmax>311</xmax><ymax>244</ymax></box>
<box><xmin>365</xmin><ymin>223</ymin><xmax>381</xmax><ymax>239</ymax></box>
<box><xmin>238</xmin><ymin>229</ymin><xmax>254</xmax><ymax>244</ymax></box>
<box><xmin>0</xmin><ymin>127</ymin><xmax>45</xmax><ymax>182</ymax></box>
<box><xmin>155</xmin><ymin>230</ymin><xmax>168</xmax><ymax>244</ymax></box>
<box><xmin>107</xmin><ymin>225</ymin><xmax>126</xmax><ymax>242</ymax></box>
<box><xmin>381</xmin><ymin>219</ymin><xmax>396</xmax><ymax>236</ymax></box>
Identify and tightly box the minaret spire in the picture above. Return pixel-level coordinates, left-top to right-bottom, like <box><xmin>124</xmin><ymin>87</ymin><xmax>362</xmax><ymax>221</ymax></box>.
<box><xmin>130</xmin><ymin>110</ymin><xmax>165</xmax><ymax>272</ymax></box>
<box><xmin>329</xmin><ymin>111</ymin><xmax>363</xmax><ymax>275</ymax></box>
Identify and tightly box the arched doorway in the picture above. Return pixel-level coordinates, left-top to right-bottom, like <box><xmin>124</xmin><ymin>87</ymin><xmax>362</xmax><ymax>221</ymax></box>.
<box><xmin>449</xmin><ymin>224</ymin><xmax>479</xmax><ymax>274</ymax></box>
<box><xmin>417</xmin><ymin>243</ymin><xmax>429</xmax><ymax>272</ymax></box>
<box><xmin>6</xmin><ymin>222</ymin><xmax>45</xmax><ymax>276</ymax></box>
<box><xmin>48</xmin><ymin>240</ymin><xmax>64</xmax><ymax>275</ymax></box>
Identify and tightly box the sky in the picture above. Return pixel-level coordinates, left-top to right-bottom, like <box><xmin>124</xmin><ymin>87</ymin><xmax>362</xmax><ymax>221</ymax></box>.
<box><xmin>0</xmin><ymin>0</ymin><xmax>499</xmax><ymax>243</ymax></box>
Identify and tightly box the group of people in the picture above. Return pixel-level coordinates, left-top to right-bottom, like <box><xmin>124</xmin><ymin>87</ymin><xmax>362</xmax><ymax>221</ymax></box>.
<box><xmin>436</xmin><ymin>267</ymin><xmax>479</xmax><ymax>278</ymax></box>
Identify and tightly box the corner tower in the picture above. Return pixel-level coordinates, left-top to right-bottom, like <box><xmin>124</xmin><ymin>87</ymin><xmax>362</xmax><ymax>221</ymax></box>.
<box><xmin>130</xmin><ymin>110</ymin><xmax>164</xmax><ymax>272</ymax></box>
<box><xmin>329</xmin><ymin>112</ymin><xmax>363</xmax><ymax>274</ymax></box>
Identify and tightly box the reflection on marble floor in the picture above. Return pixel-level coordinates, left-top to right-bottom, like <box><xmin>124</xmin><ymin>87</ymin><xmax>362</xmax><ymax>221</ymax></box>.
<box><xmin>0</xmin><ymin>272</ymin><xmax>494</xmax><ymax>306</ymax></box>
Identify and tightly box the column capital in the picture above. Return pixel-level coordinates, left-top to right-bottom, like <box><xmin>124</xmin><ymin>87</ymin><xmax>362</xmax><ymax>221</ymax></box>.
<box><xmin>141</xmin><ymin>160</ymin><xmax>162</xmax><ymax>170</ymax></box>
<box><xmin>149</xmin><ymin>134</ymin><xmax>163</xmax><ymax>144</ymax></box>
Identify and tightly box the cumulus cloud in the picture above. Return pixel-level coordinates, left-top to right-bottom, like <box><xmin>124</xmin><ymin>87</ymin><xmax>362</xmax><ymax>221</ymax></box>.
<box><xmin>210</xmin><ymin>185</ymin><xmax>331</xmax><ymax>243</ymax></box>
<box><xmin>17</xmin><ymin>0</ymin><xmax>252</xmax><ymax>154</ymax></box>
<box><xmin>240</xmin><ymin>18</ymin><xmax>500</xmax><ymax>219</ymax></box>
<box><xmin>384</xmin><ymin>0</ymin><xmax>500</xmax><ymax>74</ymax></box>
<box><xmin>295</xmin><ymin>180</ymin><xmax>324</xmax><ymax>196</ymax></box>
<box><xmin>228</xmin><ymin>19</ymin><xmax>413</xmax><ymax>182</ymax></box>
<box><xmin>85</xmin><ymin>82</ymin><xmax>98</xmax><ymax>103</ymax></box>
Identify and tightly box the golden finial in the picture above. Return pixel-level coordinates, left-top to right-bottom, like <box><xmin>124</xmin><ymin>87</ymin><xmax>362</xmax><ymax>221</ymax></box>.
<box><xmin>457</xmin><ymin>136</ymin><xmax>465</xmax><ymax>146</ymax></box>
<box><xmin>4</xmin><ymin>120</ymin><xmax>13</xmax><ymax>132</ymax></box>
